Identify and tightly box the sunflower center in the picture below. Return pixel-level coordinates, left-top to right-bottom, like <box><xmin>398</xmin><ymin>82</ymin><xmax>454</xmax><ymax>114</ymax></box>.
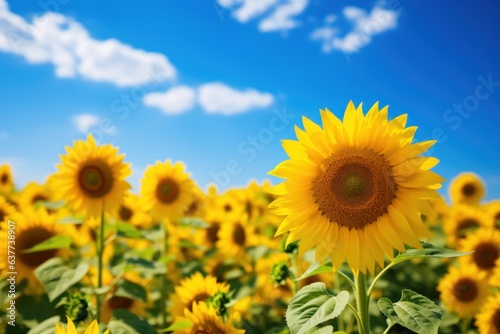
<box><xmin>107</xmin><ymin>296</ymin><xmax>134</xmax><ymax>310</ymax></box>
<box><xmin>223</xmin><ymin>204</ymin><xmax>232</xmax><ymax>212</ymax></box>
<box><xmin>18</xmin><ymin>226</ymin><xmax>57</xmax><ymax>268</ymax></box>
<box><xmin>207</xmin><ymin>223</ymin><xmax>220</xmax><ymax>244</ymax></box>
<box><xmin>233</xmin><ymin>223</ymin><xmax>246</xmax><ymax>246</ymax></box>
<box><xmin>494</xmin><ymin>309</ymin><xmax>500</xmax><ymax>332</ymax></box>
<box><xmin>1</xmin><ymin>173</ymin><xmax>8</xmax><ymax>184</ymax></box>
<box><xmin>312</xmin><ymin>147</ymin><xmax>396</xmax><ymax>229</ymax></box>
<box><xmin>462</xmin><ymin>183</ymin><xmax>476</xmax><ymax>197</ymax></box>
<box><xmin>188</xmin><ymin>293</ymin><xmax>210</xmax><ymax>311</ymax></box>
<box><xmin>155</xmin><ymin>178</ymin><xmax>180</xmax><ymax>204</ymax></box>
<box><xmin>78</xmin><ymin>162</ymin><xmax>114</xmax><ymax>198</ymax></box>
<box><xmin>32</xmin><ymin>195</ymin><xmax>48</xmax><ymax>203</ymax></box>
<box><xmin>0</xmin><ymin>209</ymin><xmax>5</xmax><ymax>222</ymax></box>
<box><xmin>457</xmin><ymin>219</ymin><xmax>479</xmax><ymax>239</ymax></box>
<box><xmin>473</xmin><ymin>242</ymin><xmax>499</xmax><ymax>270</ymax></box>
<box><xmin>118</xmin><ymin>206</ymin><xmax>133</xmax><ymax>221</ymax></box>
<box><xmin>452</xmin><ymin>278</ymin><xmax>478</xmax><ymax>302</ymax></box>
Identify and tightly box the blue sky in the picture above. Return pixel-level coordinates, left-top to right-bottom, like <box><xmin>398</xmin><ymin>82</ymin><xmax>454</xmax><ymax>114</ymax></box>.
<box><xmin>0</xmin><ymin>0</ymin><xmax>499</xmax><ymax>201</ymax></box>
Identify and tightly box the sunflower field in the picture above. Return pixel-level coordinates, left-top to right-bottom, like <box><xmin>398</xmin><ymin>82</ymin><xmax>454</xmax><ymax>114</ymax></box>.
<box><xmin>1</xmin><ymin>102</ymin><xmax>500</xmax><ymax>334</ymax></box>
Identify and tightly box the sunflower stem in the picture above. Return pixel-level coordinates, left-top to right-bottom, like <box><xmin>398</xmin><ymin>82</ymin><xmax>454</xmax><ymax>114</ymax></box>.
<box><xmin>460</xmin><ymin>317</ymin><xmax>470</xmax><ymax>334</ymax></box>
<box><xmin>159</xmin><ymin>221</ymin><xmax>168</xmax><ymax>329</ymax></box>
<box><xmin>355</xmin><ymin>272</ymin><xmax>370</xmax><ymax>334</ymax></box>
<box><xmin>368</xmin><ymin>261</ymin><xmax>397</xmax><ymax>297</ymax></box>
<box><xmin>96</xmin><ymin>209</ymin><xmax>105</xmax><ymax>323</ymax></box>
<box><xmin>337</xmin><ymin>270</ymin><xmax>356</xmax><ymax>291</ymax></box>
<box><xmin>382</xmin><ymin>322</ymin><xmax>395</xmax><ymax>334</ymax></box>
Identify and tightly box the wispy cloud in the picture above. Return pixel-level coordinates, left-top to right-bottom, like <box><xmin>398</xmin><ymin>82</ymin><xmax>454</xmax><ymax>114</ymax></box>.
<box><xmin>218</xmin><ymin>0</ymin><xmax>309</xmax><ymax>32</ymax></box>
<box><xmin>311</xmin><ymin>4</ymin><xmax>400</xmax><ymax>53</ymax></box>
<box><xmin>0</xmin><ymin>0</ymin><xmax>176</xmax><ymax>86</ymax></box>
<box><xmin>72</xmin><ymin>114</ymin><xmax>116</xmax><ymax>134</ymax></box>
<box><xmin>198</xmin><ymin>82</ymin><xmax>274</xmax><ymax>115</ymax></box>
<box><xmin>143</xmin><ymin>85</ymin><xmax>196</xmax><ymax>115</ymax></box>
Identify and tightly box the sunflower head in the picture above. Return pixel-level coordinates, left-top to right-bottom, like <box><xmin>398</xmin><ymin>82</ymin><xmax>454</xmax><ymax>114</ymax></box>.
<box><xmin>269</xmin><ymin>101</ymin><xmax>443</xmax><ymax>275</ymax></box>
<box><xmin>459</xmin><ymin>228</ymin><xmax>500</xmax><ymax>274</ymax></box>
<box><xmin>449</xmin><ymin>172</ymin><xmax>485</xmax><ymax>205</ymax></box>
<box><xmin>178</xmin><ymin>302</ymin><xmax>244</xmax><ymax>334</ymax></box>
<box><xmin>0</xmin><ymin>165</ymin><xmax>14</xmax><ymax>194</ymax></box>
<box><xmin>444</xmin><ymin>203</ymin><xmax>491</xmax><ymax>247</ymax></box>
<box><xmin>55</xmin><ymin>134</ymin><xmax>131</xmax><ymax>217</ymax></box>
<box><xmin>475</xmin><ymin>292</ymin><xmax>500</xmax><ymax>334</ymax></box>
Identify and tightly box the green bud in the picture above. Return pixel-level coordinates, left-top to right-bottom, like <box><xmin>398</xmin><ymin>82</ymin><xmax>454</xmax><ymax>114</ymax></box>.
<box><xmin>280</xmin><ymin>238</ymin><xmax>299</xmax><ymax>254</ymax></box>
<box><xmin>271</xmin><ymin>261</ymin><xmax>290</xmax><ymax>286</ymax></box>
<box><xmin>206</xmin><ymin>291</ymin><xmax>232</xmax><ymax>318</ymax></box>
<box><xmin>65</xmin><ymin>292</ymin><xmax>89</xmax><ymax>324</ymax></box>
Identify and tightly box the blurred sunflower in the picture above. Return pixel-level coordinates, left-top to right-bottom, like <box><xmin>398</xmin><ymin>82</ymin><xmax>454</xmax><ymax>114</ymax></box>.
<box><xmin>101</xmin><ymin>293</ymin><xmax>148</xmax><ymax>323</ymax></box>
<box><xmin>449</xmin><ymin>172</ymin><xmax>485</xmax><ymax>205</ymax></box>
<box><xmin>0</xmin><ymin>196</ymin><xmax>16</xmax><ymax>223</ymax></box>
<box><xmin>485</xmin><ymin>200</ymin><xmax>500</xmax><ymax>229</ymax></box>
<box><xmin>459</xmin><ymin>228</ymin><xmax>500</xmax><ymax>275</ymax></box>
<box><xmin>211</xmin><ymin>191</ymin><xmax>245</xmax><ymax>221</ymax></box>
<box><xmin>217</xmin><ymin>215</ymin><xmax>256</xmax><ymax>260</ymax></box>
<box><xmin>17</xmin><ymin>181</ymin><xmax>55</xmax><ymax>210</ymax></box>
<box><xmin>269</xmin><ymin>101</ymin><xmax>443</xmax><ymax>275</ymax></box>
<box><xmin>183</xmin><ymin>185</ymin><xmax>206</xmax><ymax>217</ymax></box>
<box><xmin>0</xmin><ymin>165</ymin><xmax>14</xmax><ymax>194</ymax></box>
<box><xmin>140</xmin><ymin>160</ymin><xmax>196</xmax><ymax>220</ymax></box>
<box><xmin>0</xmin><ymin>208</ymin><xmax>73</xmax><ymax>290</ymax></box>
<box><xmin>55</xmin><ymin>316</ymin><xmax>108</xmax><ymax>334</ymax></box>
<box><xmin>114</xmin><ymin>193</ymin><xmax>152</xmax><ymax>229</ymax></box>
<box><xmin>489</xmin><ymin>258</ymin><xmax>500</xmax><ymax>287</ymax></box>
<box><xmin>175</xmin><ymin>302</ymin><xmax>244</xmax><ymax>334</ymax></box>
<box><xmin>195</xmin><ymin>211</ymin><xmax>223</xmax><ymax>249</ymax></box>
<box><xmin>437</xmin><ymin>265</ymin><xmax>490</xmax><ymax>318</ymax></box>
<box><xmin>170</xmin><ymin>272</ymin><xmax>230</xmax><ymax>317</ymax></box>
<box><xmin>475</xmin><ymin>293</ymin><xmax>500</xmax><ymax>334</ymax></box>
<box><xmin>55</xmin><ymin>134</ymin><xmax>131</xmax><ymax>217</ymax></box>
<box><xmin>444</xmin><ymin>204</ymin><xmax>491</xmax><ymax>247</ymax></box>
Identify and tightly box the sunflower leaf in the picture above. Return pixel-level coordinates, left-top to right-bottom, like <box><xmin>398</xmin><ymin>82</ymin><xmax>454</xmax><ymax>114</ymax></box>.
<box><xmin>114</xmin><ymin>279</ymin><xmax>147</xmax><ymax>302</ymax></box>
<box><xmin>294</xmin><ymin>262</ymin><xmax>333</xmax><ymax>281</ymax></box>
<box><xmin>394</xmin><ymin>241</ymin><xmax>473</xmax><ymax>264</ymax></box>
<box><xmin>108</xmin><ymin>309</ymin><xmax>155</xmax><ymax>334</ymax></box>
<box><xmin>34</xmin><ymin>258</ymin><xmax>89</xmax><ymax>302</ymax></box>
<box><xmin>286</xmin><ymin>282</ymin><xmax>349</xmax><ymax>334</ymax></box>
<box><xmin>178</xmin><ymin>217</ymin><xmax>209</xmax><ymax>228</ymax></box>
<box><xmin>21</xmin><ymin>235</ymin><xmax>72</xmax><ymax>253</ymax></box>
<box><xmin>378</xmin><ymin>289</ymin><xmax>442</xmax><ymax>334</ymax></box>
<box><xmin>162</xmin><ymin>320</ymin><xmax>193</xmax><ymax>332</ymax></box>
<box><xmin>115</xmin><ymin>223</ymin><xmax>143</xmax><ymax>239</ymax></box>
<box><xmin>57</xmin><ymin>216</ymin><xmax>84</xmax><ymax>224</ymax></box>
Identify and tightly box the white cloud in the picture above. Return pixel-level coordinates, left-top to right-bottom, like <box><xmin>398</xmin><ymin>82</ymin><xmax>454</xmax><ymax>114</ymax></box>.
<box><xmin>198</xmin><ymin>82</ymin><xmax>274</xmax><ymax>115</ymax></box>
<box><xmin>0</xmin><ymin>0</ymin><xmax>176</xmax><ymax>86</ymax></box>
<box><xmin>143</xmin><ymin>85</ymin><xmax>196</xmax><ymax>115</ymax></box>
<box><xmin>311</xmin><ymin>4</ymin><xmax>400</xmax><ymax>53</ymax></box>
<box><xmin>72</xmin><ymin>113</ymin><xmax>116</xmax><ymax>134</ymax></box>
<box><xmin>218</xmin><ymin>0</ymin><xmax>309</xmax><ymax>32</ymax></box>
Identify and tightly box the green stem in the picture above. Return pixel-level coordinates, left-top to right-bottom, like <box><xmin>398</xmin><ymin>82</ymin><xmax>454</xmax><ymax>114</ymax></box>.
<box><xmin>368</xmin><ymin>261</ymin><xmax>397</xmax><ymax>297</ymax></box>
<box><xmin>290</xmin><ymin>253</ymin><xmax>300</xmax><ymax>294</ymax></box>
<box><xmin>382</xmin><ymin>322</ymin><xmax>395</xmax><ymax>334</ymax></box>
<box><xmin>345</xmin><ymin>302</ymin><xmax>362</xmax><ymax>333</ymax></box>
<box><xmin>337</xmin><ymin>270</ymin><xmax>356</xmax><ymax>291</ymax></box>
<box><xmin>159</xmin><ymin>222</ymin><xmax>168</xmax><ymax>329</ymax></box>
<box><xmin>96</xmin><ymin>209</ymin><xmax>105</xmax><ymax>323</ymax></box>
<box><xmin>460</xmin><ymin>317</ymin><xmax>470</xmax><ymax>334</ymax></box>
<box><xmin>355</xmin><ymin>272</ymin><xmax>370</xmax><ymax>334</ymax></box>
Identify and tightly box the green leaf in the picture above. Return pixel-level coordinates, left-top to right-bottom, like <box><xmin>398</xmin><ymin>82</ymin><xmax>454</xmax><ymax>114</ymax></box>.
<box><xmin>378</xmin><ymin>289</ymin><xmax>442</xmax><ymax>334</ymax></box>
<box><xmin>116</xmin><ymin>223</ymin><xmax>143</xmax><ymax>239</ymax></box>
<box><xmin>57</xmin><ymin>216</ymin><xmax>84</xmax><ymax>225</ymax></box>
<box><xmin>34</xmin><ymin>258</ymin><xmax>89</xmax><ymax>301</ymax></box>
<box><xmin>295</xmin><ymin>262</ymin><xmax>333</xmax><ymax>281</ymax></box>
<box><xmin>27</xmin><ymin>316</ymin><xmax>60</xmax><ymax>334</ymax></box>
<box><xmin>108</xmin><ymin>309</ymin><xmax>155</xmax><ymax>334</ymax></box>
<box><xmin>125</xmin><ymin>257</ymin><xmax>156</xmax><ymax>269</ymax></box>
<box><xmin>394</xmin><ymin>241</ymin><xmax>472</xmax><ymax>264</ymax></box>
<box><xmin>162</xmin><ymin>320</ymin><xmax>193</xmax><ymax>332</ymax></box>
<box><xmin>286</xmin><ymin>282</ymin><xmax>349</xmax><ymax>334</ymax></box>
<box><xmin>306</xmin><ymin>326</ymin><xmax>334</xmax><ymax>334</ymax></box>
<box><xmin>114</xmin><ymin>280</ymin><xmax>147</xmax><ymax>302</ymax></box>
<box><xmin>21</xmin><ymin>235</ymin><xmax>72</xmax><ymax>253</ymax></box>
<box><xmin>178</xmin><ymin>217</ymin><xmax>209</xmax><ymax>228</ymax></box>
<box><xmin>36</xmin><ymin>200</ymin><xmax>65</xmax><ymax>210</ymax></box>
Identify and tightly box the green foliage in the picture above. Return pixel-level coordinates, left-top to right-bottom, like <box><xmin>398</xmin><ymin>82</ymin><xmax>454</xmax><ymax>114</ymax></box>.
<box><xmin>286</xmin><ymin>282</ymin><xmax>349</xmax><ymax>334</ymax></box>
<box><xmin>108</xmin><ymin>309</ymin><xmax>155</xmax><ymax>334</ymax></box>
<box><xmin>21</xmin><ymin>235</ymin><xmax>72</xmax><ymax>253</ymax></box>
<box><xmin>378</xmin><ymin>289</ymin><xmax>442</xmax><ymax>334</ymax></box>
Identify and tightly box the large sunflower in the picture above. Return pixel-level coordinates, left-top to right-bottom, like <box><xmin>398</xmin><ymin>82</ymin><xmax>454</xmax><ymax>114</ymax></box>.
<box><xmin>449</xmin><ymin>172</ymin><xmax>485</xmax><ymax>205</ymax></box>
<box><xmin>0</xmin><ymin>207</ymin><xmax>72</xmax><ymax>290</ymax></box>
<box><xmin>55</xmin><ymin>134</ymin><xmax>131</xmax><ymax>217</ymax></box>
<box><xmin>175</xmin><ymin>302</ymin><xmax>244</xmax><ymax>334</ymax></box>
<box><xmin>475</xmin><ymin>293</ymin><xmax>500</xmax><ymax>334</ymax></box>
<box><xmin>0</xmin><ymin>165</ymin><xmax>14</xmax><ymax>194</ymax></box>
<box><xmin>140</xmin><ymin>160</ymin><xmax>196</xmax><ymax>220</ymax></box>
<box><xmin>170</xmin><ymin>272</ymin><xmax>230</xmax><ymax>317</ymax></box>
<box><xmin>269</xmin><ymin>101</ymin><xmax>443</xmax><ymax>275</ymax></box>
<box><xmin>459</xmin><ymin>228</ymin><xmax>500</xmax><ymax>275</ymax></box>
<box><xmin>437</xmin><ymin>265</ymin><xmax>490</xmax><ymax>318</ymax></box>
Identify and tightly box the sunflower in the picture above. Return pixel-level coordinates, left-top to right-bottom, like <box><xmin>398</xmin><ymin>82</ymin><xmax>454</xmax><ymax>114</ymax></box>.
<box><xmin>459</xmin><ymin>228</ymin><xmax>500</xmax><ymax>275</ymax></box>
<box><xmin>437</xmin><ymin>265</ymin><xmax>490</xmax><ymax>318</ymax></box>
<box><xmin>0</xmin><ymin>196</ymin><xmax>16</xmax><ymax>223</ymax></box>
<box><xmin>485</xmin><ymin>201</ymin><xmax>500</xmax><ymax>229</ymax></box>
<box><xmin>211</xmin><ymin>191</ymin><xmax>245</xmax><ymax>221</ymax></box>
<box><xmin>475</xmin><ymin>293</ymin><xmax>500</xmax><ymax>334</ymax></box>
<box><xmin>216</xmin><ymin>214</ymin><xmax>256</xmax><ymax>260</ymax></box>
<box><xmin>195</xmin><ymin>210</ymin><xmax>224</xmax><ymax>249</ymax></box>
<box><xmin>55</xmin><ymin>134</ymin><xmax>131</xmax><ymax>217</ymax></box>
<box><xmin>55</xmin><ymin>316</ymin><xmax>109</xmax><ymax>334</ymax></box>
<box><xmin>101</xmin><ymin>292</ymin><xmax>148</xmax><ymax>323</ymax></box>
<box><xmin>140</xmin><ymin>160</ymin><xmax>196</xmax><ymax>220</ymax></box>
<box><xmin>174</xmin><ymin>302</ymin><xmax>244</xmax><ymax>334</ymax></box>
<box><xmin>489</xmin><ymin>258</ymin><xmax>500</xmax><ymax>287</ymax></box>
<box><xmin>114</xmin><ymin>193</ymin><xmax>153</xmax><ymax>229</ymax></box>
<box><xmin>0</xmin><ymin>165</ymin><xmax>14</xmax><ymax>194</ymax></box>
<box><xmin>0</xmin><ymin>207</ymin><xmax>72</xmax><ymax>290</ymax></box>
<box><xmin>17</xmin><ymin>181</ymin><xmax>56</xmax><ymax>210</ymax></box>
<box><xmin>170</xmin><ymin>272</ymin><xmax>230</xmax><ymax>317</ymax></box>
<box><xmin>444</xmin><ymin>203</ymin><xmax>491</xmax><ymax>247</ymax></box>
<box><xmin>269</xmin><ymin>101</ymin><xmax>443</xmax><ymax>275</ymax></box>
<box><xmin>254</xmin><ymin>253</ymin><xmax>294</xmax><ymax>305</ymax></box>
<box><xmin>449</xmin><ymin>172</ymin><xmax>485</xmax><ymax>205</ymax></box>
